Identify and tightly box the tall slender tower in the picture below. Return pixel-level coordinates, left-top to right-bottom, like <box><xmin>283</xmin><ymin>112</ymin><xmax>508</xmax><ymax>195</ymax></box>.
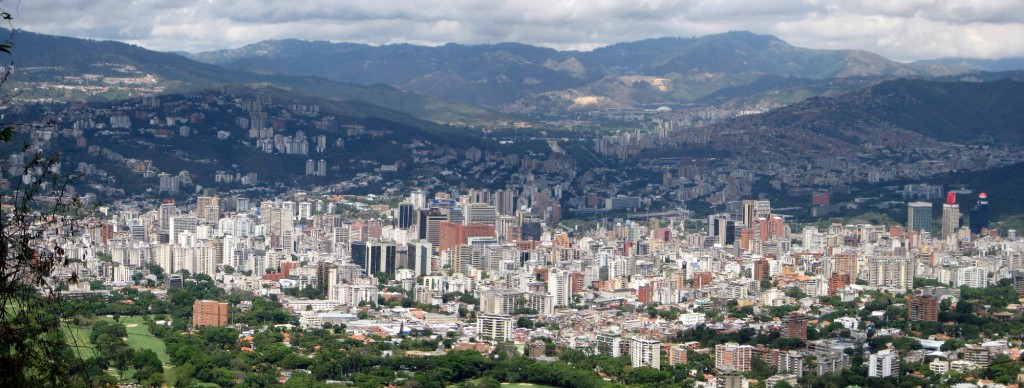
<box><xmin>941</xmin><ymin>192</ymin><xmax>960</xmax><ymax>239</ymax></box>
<box><xmin>970</xmin><ymin>192</ymin><xmax>990</xmax><ymax>234</ymax></box>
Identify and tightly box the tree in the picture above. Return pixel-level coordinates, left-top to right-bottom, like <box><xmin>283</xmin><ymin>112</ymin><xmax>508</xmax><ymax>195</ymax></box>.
<box><xmin>0</xmin><ymin>19</ymin><xmax>88</xmax><ymax>385</ymax></box>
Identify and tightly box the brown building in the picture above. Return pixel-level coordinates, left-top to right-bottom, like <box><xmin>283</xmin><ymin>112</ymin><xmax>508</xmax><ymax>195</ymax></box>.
<box><xmin>781</xmin><ymin>313</ymin><xmax>808</xmax><ymax>340</ymax></box>
<box><xmin>715</xmin><ymin>342</ymin><xmax>753</xmax><ymax>372</ymax></box>
<box><xmin>668</xmin><ymin>344</ymin><xmax>689</xmax><ymax>366</ymax></box>
<box><xmin>834</xmin><ymin>254</ymin><xmax>858</xmax><ymax>278</ymax></box>
<box><xmin>193</xmin><ymin>300</ymin><xmax>229</xmax><ymax>328</ymax></box>
<box><xmin>693</xmin><ymin>272</ymin><xmax>713</xmax><ymax>289</ymax></box>
<box><xmin>637</xmin><ymin>284</ymin><xmax>654</xmax><ymax>305</ymax></box>
<box><xmin>828</xmin><ymin>272</ymin><xmax>850</xmax><ymax>297</ymax></box>
<box><xmin>570</xmin><ymin>271</ymin><xmax>585</xmax><ymax>294</ymax></box>
<box><xmin>754</xmin><ymin>259</ymin><xmax>770</xmax><ymax>281</ymax></box>
<box><xmin>438</xmin><ymin>222</ymin><xmax>495</xmax><ymax>252</ymax></box>
<box><xmin>909</xmin><ymin>294</ymin><xmax>939</xmax><ymax>322</ymax></box>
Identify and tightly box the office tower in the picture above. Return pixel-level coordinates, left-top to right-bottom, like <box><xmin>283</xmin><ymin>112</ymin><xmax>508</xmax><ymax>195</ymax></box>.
<box><xmin>351</xmin><ymin>240</ymin><xmax>397</xmax><ymax>277</ymax></box>
<box><xmin>941</xmin><ymin>192</ymin><xmax>960</xmax><ymax>239</ymax></box>
<box><xmin>418</xmin><ymin>209</ymin><xmax>447</xmax><ymax>247</ymax></box>
<box><xmin>742</xmin><ymin>199</ymin><xmax>771</xmax><ymax>229</ymax></box>
<box><xmin>350</xmin><ymin>241</ymin><xmax>367</xmax><ymax>270</ymax></box>
<box><xmin>407</xmin><ymin>241</ymin><xmax>432</xmax><ymax>276</ymax></box>
<box><xmin>464</xmin><ymin>203</ymin><xmax>497</xmax><ymax>227</ymax></box>
<box><xmin>408</xmin><ymin>190</ymin><xmax>426</xmax><ymax>210</ymax></box>
<box><xmin>970</xmin><ymin>192</ymin><xmax>989</xmax><ymax>234</ymax></box>
<box><xmin>398</xmin><ymin>203</ymin><xmax>415</xmax><ymax>229</ymax></box>
<box><xmin>907</xmin><ymin>201</ymin><xmax>933</xmax><ymax>233</ymax></box>
<box><xmin>709</xmin><ymin>214</ymin><xmax>735</xmax><ymax>245</ymax></box>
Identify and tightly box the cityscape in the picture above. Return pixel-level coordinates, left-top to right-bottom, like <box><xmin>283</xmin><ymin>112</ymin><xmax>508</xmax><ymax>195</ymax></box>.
<box><xmin>4</xmin><ymin>2</ymin><xmax>1024</xmax><ymax>388</ymax></box>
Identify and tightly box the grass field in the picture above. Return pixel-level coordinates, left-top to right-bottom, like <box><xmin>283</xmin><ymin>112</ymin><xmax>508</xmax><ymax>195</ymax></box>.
<box><xmin>448</xmin><ymin>380</ymin><xmax>555</xmax><ymax>388</ymax></box>
<box><xmin>62</xmin><ymin>323</ymin><xmax>99</xmax><ymax>359</ymax></box>
<box><xmin>60</xmin><ymin>315</ymin><xmax>171</xmax><ymax>365</ymax></box>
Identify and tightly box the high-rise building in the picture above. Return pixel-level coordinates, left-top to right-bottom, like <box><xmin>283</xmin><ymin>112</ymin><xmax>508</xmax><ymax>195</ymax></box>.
<box><xmin>715</xmin><ymin>342</ymin><xmax>753</xmax><ymax>372</ymax></box>
<box><xmin>418</xmin><ymin>209</ymin><xmax>448</xmax><ymax>248</ymax></box>
<box><xmin>595</xmin><ymin>335</ymin><xmax>623</xmax><ymax>358</ymax></box>
<box><xmin>909</xmin><ymin>295</ymin><xmax>939</xmax><ymax>321</ymax></box>
<box><xmin>753</xmin><ymin>259</ymin><xmax>770</xmax><ymax>281</ymax></box>
<box><xmin>941</xmin><ymin>192</ymin><xmax>960</xmax><ymax>239</ymax></box>
<box><xmin>867</xmin><ymin>256</ymin><xmax>915</xmax><ymax>291</ymax></box>
<box><xmin>477</xmin><ymin>314</ymin><xmax>514</xmax><ymax>342</ymax></box>
<box><xmin>709</xmin><ymin>214</ymin><xmax>735</xmax><ymax>246</ymax></box>
<box><xmin>828</xmin><ymin>272</ymin><xmax>850</xmax><ymax>297</ymax></box>
<box><xmin>668</xmin><ymin>344</ymin><xmax>689</xmax><ymax>366</ymax></box>
<box><xmin>970</xmin><ymin>192</ymin><xmax>990</xmax><ymax>234</ymax></box>
<box><xmin>868</xmin><ymin>349</ymin><xmax>900</xmax><ymax>377</ymax></box>
<box><xmin>398</xmin><ymin>203</ymin><xmax>415</xmax><ymax>230</ymax></box>
<box><xmin>196</xmin><ymin>196</ymin><xmax>220</xmax><ymax>223</ymax></box>
<box><xmin>956</xmin><ymin>266</ymin><xmax>988</xmax><ymax>288</ymax></box>
<box><xmin>833</xmin><ymin>254</ymin><xmax>858</xmax><ymax>279</ymax></box>
<box><xmin>742</xmin><ymin>199</ymin><xmax>771</xmax><ymax>229</ymax></box>
<box><xmin>193</xmin><ymin>300</ymin><xmax>229</xmax><ymax>327</ymax></box>
<box><xmin>637</xmin><ymin>284</ymin><xmax>654</xmax><ymax>305</ymax></box>
<box><xmin>548</xmin><ymin>268</ymin><xmax>573</xmax><ymax>307</ymax></box>
<box><xmin>907</xmin><ymin>202</ymin><xmax>933</xmax><ymax>233</ymax></box>
<box><xmin>630</xmin><ymin>337</ymin><xmax>662</xmax><ymax>370</ymax></box>
<box><xmin>1013</xmin><ymin>270</ymin><xmax>1024</xmax><ymax>295</ymax></box>
<box><xmin>407</xmin><ymin>241</ymin><xmax>433</xmax><ymax>276</ymax></box>
<box><xmin>781</xmin><ymin>313</ymin><xmax>808</xmax><ymax>340</ymax></box>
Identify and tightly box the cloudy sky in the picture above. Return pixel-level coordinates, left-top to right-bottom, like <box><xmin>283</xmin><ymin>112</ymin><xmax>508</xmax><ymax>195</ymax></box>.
<box><xmin>12</xmin><ymin>0</ymin><xmax>1024</xmax><ymax>61</ymax></box>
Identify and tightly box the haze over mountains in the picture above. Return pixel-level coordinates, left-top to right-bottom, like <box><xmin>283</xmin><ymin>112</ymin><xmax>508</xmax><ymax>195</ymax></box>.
<box><xmin>5</xmin><ymin>28</ymin><xmax>1024</xmax><ymax>213</ymax></box>
<box><xmin>187</xmin><ymin>31</ymin><xmax>972</xmax><ymax>111</ymax></box>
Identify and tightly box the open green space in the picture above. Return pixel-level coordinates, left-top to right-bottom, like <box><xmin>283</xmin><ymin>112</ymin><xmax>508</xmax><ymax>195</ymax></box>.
<box><xmin>60</xmin><ymin>315</ymin><xmax>170</xmax><ymax>365</ymax></box>
<box><xmin>448</xmin><ymin>379</ymin><xmax>556</xmax><ymax>388</ymax></box>
<box><xmin>61</xmin><ymin>322</ymin><xmax>99</xmax><ymax>359</ymax></box>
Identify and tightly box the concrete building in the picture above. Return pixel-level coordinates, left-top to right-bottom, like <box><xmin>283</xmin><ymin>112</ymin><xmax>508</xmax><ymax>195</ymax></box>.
<box><xmin>477</xmin><ymin>314</ymin><xmax>514</xmax><ymax>342</ymax></box>
<box><xmin>630</xmin><ymin>337</ymin><xmax>661</xmax><ymax>370</ymax></box>
<box><xmin>868</xmin><ymin>349</ymin><xmax>900</xmax><ymax>377</ymax></box>
<box><xmin>715</xmin><ymin>342</ymin><xmax>753</xmax><ymax>372</ymax></box>
<box><xmin>193</xmin><ymin>300</ymin><xmax>229</xmax><ymax>327</ymax></box>
<box><xmin>907</xmin><ymin>201</ymin><xmax>933</xmax><ymax>233</ymax></box>
<box><xmin>909</xmin><ymin>294</ymin><xmax>939</xmax><ymax>322</ymax></box>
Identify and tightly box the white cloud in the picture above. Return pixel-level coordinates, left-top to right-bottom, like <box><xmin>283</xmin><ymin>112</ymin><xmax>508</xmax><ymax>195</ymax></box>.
<box><xmin>11</xmin><ymin>0</ymin><xmax>1024</xmax><ymax>60</ymax></box>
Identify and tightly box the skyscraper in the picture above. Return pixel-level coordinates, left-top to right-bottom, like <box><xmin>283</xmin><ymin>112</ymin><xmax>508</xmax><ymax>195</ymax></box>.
<box><xmin>907</xmin><ymin>202</ymin><xmax>932</xmax><ymax>233</ymax></box>
<box><xmin>941</xmin><ymin>192</ymin><xmax>960</xmax><ymax>239</ymax></box>
<box><xmin>398</xmin><ymin>203</ymin><xmax>415</xmax><ymax>230</ymax></box>
<box><xmin>969</xmin><ymin>192</ymin><xmax>990</xmax><ymax>234</ymax></box>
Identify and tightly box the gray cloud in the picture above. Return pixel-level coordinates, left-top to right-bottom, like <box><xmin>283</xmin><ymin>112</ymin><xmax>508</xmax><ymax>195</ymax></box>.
<box><xmin>11</xmin><ymin>0</ymin><xmax>1024</xmax><ymax>60</ymax></box>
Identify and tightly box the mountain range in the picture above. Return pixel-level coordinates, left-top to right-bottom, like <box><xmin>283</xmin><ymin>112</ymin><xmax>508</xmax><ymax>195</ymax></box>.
<box><xmin>5</xmin><ymin>30</ymin><xmax>496</xmax><ymax>124</ymax></box>
<box><xmin>187</xmin><ymin>31</ymin><xmax>967</xmax><ymax>111</ymax></box>
<box><xmin>4</xmin><ymin>29</ymin><xmax>1024</xmax><ymax>213</ymax></box>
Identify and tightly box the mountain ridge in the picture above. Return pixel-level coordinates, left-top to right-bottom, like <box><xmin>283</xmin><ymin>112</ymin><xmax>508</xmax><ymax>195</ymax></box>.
<box><xmin>3</xmin><ymin>29</ymin><xmax>498</xmax><ymax>124</ymax></box>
